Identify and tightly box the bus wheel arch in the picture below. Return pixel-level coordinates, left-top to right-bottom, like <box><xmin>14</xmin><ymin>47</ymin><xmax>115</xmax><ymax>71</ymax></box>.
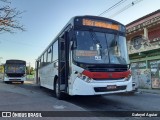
<box><xmin>53</xmin><ymin>75</ymin><xmax>58</xmax><ymax>90</ymax></box>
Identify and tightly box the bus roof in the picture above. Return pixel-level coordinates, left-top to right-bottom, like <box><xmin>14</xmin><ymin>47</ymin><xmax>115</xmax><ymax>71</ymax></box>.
<box><xmin>37</xmin><ymin>15</ymin><xmax>125</xmax><ymax>60</ymax></box>
<box><xmin>6</xmin><ymin>59</ymin><xmax>26</xmax><ymax>64</ymax></box>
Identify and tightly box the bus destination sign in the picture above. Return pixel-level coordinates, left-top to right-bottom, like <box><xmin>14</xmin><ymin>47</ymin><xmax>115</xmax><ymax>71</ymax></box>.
<box><xmin>82</xmin><ymin>19</ymin><xmax>119</xmax><ymax>30</ymax></box>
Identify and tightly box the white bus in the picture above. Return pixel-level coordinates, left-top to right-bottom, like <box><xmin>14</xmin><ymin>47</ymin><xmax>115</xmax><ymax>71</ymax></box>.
<box><xmin>3</xmin><ymin>59</ymin><xmax>26</xmax><ymax>84</ymax></box>
<box><xmin>35</xmin><ymin>16</ymin><xmax>132</xmax><ymax>99</ymax></box>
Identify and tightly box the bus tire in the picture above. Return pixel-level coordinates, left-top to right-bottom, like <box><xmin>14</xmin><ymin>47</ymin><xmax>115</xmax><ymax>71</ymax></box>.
<box><xmin>21</xmin><ymin>81</ymin><xmax>24</xmax><ymax>84</ymax></box>
<box><xmin>5</xmin><ymin>81</ymin><xmax>11</xmax><ymax>84</ymax></box>
<box><xmin>55</xmin><ymin>79</ymin><xmax>65</xmax><ymax>100</ymax></box>
<box><xmin>4</xmin><ymin>81</ymin><xmax>8</xmax><ymax>84</ymax></box>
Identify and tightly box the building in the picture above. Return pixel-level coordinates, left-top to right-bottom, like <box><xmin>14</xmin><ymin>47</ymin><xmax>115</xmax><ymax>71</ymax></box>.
<box><xmin>126</xmin><ymin>9</ymin><xmax>160</xmax><ymax>89</ymax></box>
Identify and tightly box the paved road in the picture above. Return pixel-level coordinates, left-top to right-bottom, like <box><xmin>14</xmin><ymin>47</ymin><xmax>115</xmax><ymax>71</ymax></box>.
<box><xmin>66</xmin><ymin>92</ymin><xmax>160</xmax><ymax>111</ymax></box>
<box><xmin>66</xmin><ymin>92</ymin><xmax>160</xmax><ymax>120</ymax></box>
<box><xmin>0</xmin><ymin>79</ymin><xmax>99</xmax><ymax>120</ymax></box>
<box><xmin>20</xmin><ymin>80</ymin><xmax>160</xmax><ymax>120</ymax></box>
<box><xmin>1</xmin><ymin>80</ymin><xmax>160</xmax><ymax>120</ymax></box>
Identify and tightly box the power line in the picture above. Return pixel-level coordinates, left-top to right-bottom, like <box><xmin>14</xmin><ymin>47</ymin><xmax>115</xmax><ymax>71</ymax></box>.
<box><xmin>109</xmin><ymin>0</ymin><xmax>143</xmax><ymax>18</ymax></box>
<box><xmin>99</xmin><ymin>0</ymin><xmax>128</xmax><ymax>16</ymax></box>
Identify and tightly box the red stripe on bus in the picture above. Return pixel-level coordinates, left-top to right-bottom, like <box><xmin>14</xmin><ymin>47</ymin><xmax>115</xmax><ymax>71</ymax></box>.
<box><xmin>82</xmin><ymin>70</ymin><xmax>131</xmax><ymax>79</ymax></box>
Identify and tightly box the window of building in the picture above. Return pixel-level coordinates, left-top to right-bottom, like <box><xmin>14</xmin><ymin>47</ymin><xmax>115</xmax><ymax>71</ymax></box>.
<box><xmin>131</xmin><ymin>35</ymin><xmax>142</xmax><ymax>50</ymax></box>
<box><xmin>148</xmin><ymin>28</ymin><xmax>160</xmax><ymax>41</ymax></box>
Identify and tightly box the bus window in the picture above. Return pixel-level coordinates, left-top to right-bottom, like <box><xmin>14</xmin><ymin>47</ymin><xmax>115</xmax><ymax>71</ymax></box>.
<box><xmin>48</xmin><ymin>46</ymin><xmax>52</xmax><ymax>63</ymax></box>
<box><xmin>43</xmin><ymin>52</ymin><xmax>47</xmax><ymax>66</ymax></box>
<box><xmin>41</xmin><ymin>55</ymin><xmax>44</xmax><ymax>67</ymax></box>
<box><xmin>53</xmin><ymin>41</ymin><xmax>58</xmax><ymax>62</ymax></box>
<box><xmin>38</xmin><ymin>59</ymin><xmax>41</xmax><ymax>68</ymax></box>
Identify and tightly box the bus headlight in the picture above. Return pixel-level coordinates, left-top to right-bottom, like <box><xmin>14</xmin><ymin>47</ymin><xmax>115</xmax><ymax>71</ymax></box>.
<box><xmin>5</xmin><ymin>74</ymin><xmax>8</xmax><ymax>78</ymax></box>
<box><xmin>124</xmin><ymin>74</ymin><xmax>131</xmax><ymax>81</ymax></box>
<box><xmin>77</xmin><ymin>73</ymin><xmax>93</xmax><ymax>83</ymax></box>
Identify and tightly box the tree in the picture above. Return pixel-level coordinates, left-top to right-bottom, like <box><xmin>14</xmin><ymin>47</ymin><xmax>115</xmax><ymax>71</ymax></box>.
<box><xmin>26</xmin><ymin>66</ymin><xmax>35</xmax><ymax>75</ymax></box>
<box><xmin>0</xmin><ymin>0</ymin><xmax>25</xmax><ymax>33</ymax></box>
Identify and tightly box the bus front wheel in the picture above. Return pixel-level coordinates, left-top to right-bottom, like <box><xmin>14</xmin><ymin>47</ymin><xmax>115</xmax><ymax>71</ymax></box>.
<box><xmin>55</xmin><ymin>79</ymin><xmax>65</xmax><ymax>100</ymax></box>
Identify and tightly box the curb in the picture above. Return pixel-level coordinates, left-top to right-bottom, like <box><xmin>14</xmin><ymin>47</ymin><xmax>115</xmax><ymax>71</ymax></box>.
<box><xmin>139</xmin><ymin>89</ymin><xmax>160</xmax><ymax>95</ymax></box>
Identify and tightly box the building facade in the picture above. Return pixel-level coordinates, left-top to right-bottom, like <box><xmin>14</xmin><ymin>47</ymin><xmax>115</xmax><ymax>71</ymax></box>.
<box><xmin>126</xmin><ymin>9</ymin><xmax>160</xmax><ymax>89</ymax></box>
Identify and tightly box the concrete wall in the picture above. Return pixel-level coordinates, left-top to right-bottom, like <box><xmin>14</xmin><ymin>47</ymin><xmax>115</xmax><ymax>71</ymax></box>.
<box><xmin>132</xmin><ymin>69</ymin><xmax>151</xmax><ymax>89</ymax></box>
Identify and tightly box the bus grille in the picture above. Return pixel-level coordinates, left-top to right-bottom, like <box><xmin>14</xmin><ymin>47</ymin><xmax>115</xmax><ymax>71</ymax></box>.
<box><xmin>88</xmin><ymin>67</ymin><xmax>128</xmax><ymax>72</ymax></box>
<box><xmin>9</xmin><ymin>79</ymin><xmax>21</xmax><ymax>81</ymax></box>
<box><xmin>7</xmin><ymin>74</ymin><xmax>24</xmax><ymax>77</ymax></box>
<box><xmin>94</xmin><ymin>86</ymin><xmax>126</xmax><ymax>92</ymax></box>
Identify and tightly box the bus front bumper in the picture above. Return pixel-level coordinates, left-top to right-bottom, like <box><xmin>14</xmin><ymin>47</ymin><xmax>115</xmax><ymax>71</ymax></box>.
<box><xmin>4</xmin><ymin>76</ymin><xmax>26</xmax><ymax>82</ymax></box>
<box><xmin>70</xmin><ymin>77</ymin><xmax>132</xmax><ymax>95</ymax></box>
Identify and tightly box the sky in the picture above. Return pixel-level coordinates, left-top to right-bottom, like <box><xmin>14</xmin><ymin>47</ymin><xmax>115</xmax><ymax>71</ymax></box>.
<box><xmin>0</xmin><ymin>0</ymin><xmax>160</xmax><ymax>67</ymax></box>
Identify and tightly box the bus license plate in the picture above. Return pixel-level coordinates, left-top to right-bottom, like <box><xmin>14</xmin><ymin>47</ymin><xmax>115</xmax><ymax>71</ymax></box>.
<box><xmin>107</xmin><ymin>85</ymin><xmax>117</xmax><ymax>90</ymax></box>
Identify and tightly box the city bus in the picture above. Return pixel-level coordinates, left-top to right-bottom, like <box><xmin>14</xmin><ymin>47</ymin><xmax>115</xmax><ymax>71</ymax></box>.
<box><xmin>3</xmin><ymin>59</ymin><xmax>26</xmax><ymax>84</ymax></box>
<box><xmin>35</xmin><ymin>15</ymin><xmax>132</xmax><ymax>99</ymax></box>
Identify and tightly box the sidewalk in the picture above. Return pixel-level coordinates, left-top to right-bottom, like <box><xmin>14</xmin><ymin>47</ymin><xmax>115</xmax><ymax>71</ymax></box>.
<box><xmin>139</xmin><ymin>88</ymin><xmax>160</xmax><ymax>94</ymax></box>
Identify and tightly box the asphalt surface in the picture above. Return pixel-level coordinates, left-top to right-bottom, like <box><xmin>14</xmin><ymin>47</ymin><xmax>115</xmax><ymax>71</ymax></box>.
<box><xmin>0</xmin><ymin>79</ymin><xmax>100</xmax><ymax>120</ymax></box>
<box><xmin>0</xmin><ymin>79</ymin><xmax>160</xmax><ymax>120</ymax></box>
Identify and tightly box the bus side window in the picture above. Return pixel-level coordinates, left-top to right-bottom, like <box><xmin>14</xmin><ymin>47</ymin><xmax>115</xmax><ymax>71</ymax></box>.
<box><xmin>38</xmin><ymin>59</ymin><xmax>41</xmax><ymax>68</ymax></box>
<box><xmin>41</xmin><ymin>55</ymin><xmax>44</xmax><ymax>67</ymax></box>
<box><xmin>53</xmin><ymin>41</ymin><xmax>58</xmax><ymax>62</ymax></box>
<box><xmin>48</xmin><ymin>46</ymin><xmax>52</xmax><ymax>64</ymax></box>
<box><xmin>44</xmin><ymin>52</ymin><xmax>47</xmax><ymax>66</ymax></box>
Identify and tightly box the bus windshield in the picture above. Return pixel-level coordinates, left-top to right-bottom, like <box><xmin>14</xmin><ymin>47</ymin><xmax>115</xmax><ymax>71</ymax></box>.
<box><xmin>5</xmin><ymin>64</ymin><xmax>26</xmax><ymax>74</ymax></box>
<box><xmin>73</xmin><ymin>30</ymin><xmax>129</xmax><ymax>65</ymax></box>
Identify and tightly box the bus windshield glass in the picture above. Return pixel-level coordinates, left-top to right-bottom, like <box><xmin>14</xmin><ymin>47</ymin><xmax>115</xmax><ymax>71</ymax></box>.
<box><xmin>5</xmin><ymin>64</ymin><xmax>26</xmax><ymax>74</ymax></box>
<box><xmin>73</xmin><ymin>30</ymin><xmax>129</xmax><ymax>65</ymax></box>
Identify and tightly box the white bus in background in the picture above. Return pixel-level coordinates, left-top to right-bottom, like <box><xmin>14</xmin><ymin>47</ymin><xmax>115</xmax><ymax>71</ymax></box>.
<box><xmin>35</xmin><ymin>16</ymin><xmax>132</xmax><ymax>99</ymax></box>
<box><xmin>3</xmin><ymin>59</ymin><xmax>26</xmax><ymax>84</ymax></box>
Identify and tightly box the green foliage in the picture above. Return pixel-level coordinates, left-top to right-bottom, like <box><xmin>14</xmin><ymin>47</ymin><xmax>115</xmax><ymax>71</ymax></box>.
<box><xmin>26</xmin><ymin>66</ymin><xmax>35</xmax><ymax>75</ymax></box>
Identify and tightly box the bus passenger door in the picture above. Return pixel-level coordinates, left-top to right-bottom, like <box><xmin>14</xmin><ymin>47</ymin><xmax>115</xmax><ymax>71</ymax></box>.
<box><xmin>35</xmin><ymin>60</ymin><xmax>39</xmax><ymax>84</ymax></box>
<box><xmin>58</xmin><ymin>32</ymin><xmax>69</xmax><ymax>92</ymax></box>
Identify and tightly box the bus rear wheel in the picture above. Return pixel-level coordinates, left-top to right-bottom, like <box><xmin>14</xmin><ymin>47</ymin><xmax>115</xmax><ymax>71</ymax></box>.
<box><xmin>55</xmin><ymin>79</ymin><xmax>65</xmax><ymax>100</ymax></box>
